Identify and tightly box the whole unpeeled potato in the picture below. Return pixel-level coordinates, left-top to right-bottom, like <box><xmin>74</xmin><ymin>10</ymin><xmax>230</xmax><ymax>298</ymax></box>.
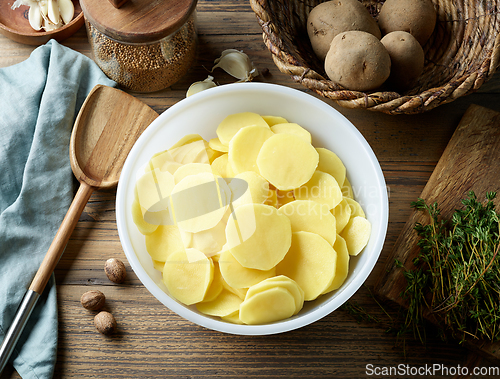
<box><xmin>325</xmin><ymin>31</ymin><xmax>391</xmax><ymax>92</ymax></box>
<box><xmin>307</xmin><ymin>0</ymin><xmax>381</xmax><ymax>61</ymax></box>
<box><xmin>381</xmin><ymin>31</ymin><xmax>425</xmax><ymax>91</ymax></box>
<box><xmin>378</xmin><ymin>0</ymin><xmax>437</xmax><ymax>46</ymax></box>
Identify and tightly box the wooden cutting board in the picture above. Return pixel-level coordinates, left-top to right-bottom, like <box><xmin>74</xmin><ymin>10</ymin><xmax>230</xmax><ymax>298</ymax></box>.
<box><xmin>375</xmin><ymin>104</ymin><xmax>500</xmax><ymax>362</ymax></box>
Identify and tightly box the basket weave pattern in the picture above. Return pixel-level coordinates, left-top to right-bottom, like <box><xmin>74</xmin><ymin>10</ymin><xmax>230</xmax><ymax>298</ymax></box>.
<box><xmin>250</xmin><ymin>0</ymin><xmax>500</xmax><ymax>114</ymax></box>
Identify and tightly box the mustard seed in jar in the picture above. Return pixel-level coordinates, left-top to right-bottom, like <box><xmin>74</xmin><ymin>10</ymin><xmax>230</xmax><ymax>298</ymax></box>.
<box><xmin>81</xmin><ymin>0</ymin><xmax>198</xmax><ymax>93</ymax></box>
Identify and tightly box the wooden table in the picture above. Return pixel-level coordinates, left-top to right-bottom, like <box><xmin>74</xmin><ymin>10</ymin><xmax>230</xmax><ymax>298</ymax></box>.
<box><xmin>2</xmin><ymin>1</ymin><xmax>500</xmax><ymax>378</ymax></box>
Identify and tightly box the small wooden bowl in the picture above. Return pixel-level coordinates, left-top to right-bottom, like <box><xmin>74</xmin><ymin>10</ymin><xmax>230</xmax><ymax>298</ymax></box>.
<box><xmin>0</xmin><ymin>0</ymin><xmax>84</xmax><ymax>46</ymax></box>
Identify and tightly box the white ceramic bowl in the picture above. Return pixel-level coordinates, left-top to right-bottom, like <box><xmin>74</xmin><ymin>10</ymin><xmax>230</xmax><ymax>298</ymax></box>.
<box><xmin>116</xmin><ymin>82</ymin><xmax>388</xmax><ymax>335</ymax></box>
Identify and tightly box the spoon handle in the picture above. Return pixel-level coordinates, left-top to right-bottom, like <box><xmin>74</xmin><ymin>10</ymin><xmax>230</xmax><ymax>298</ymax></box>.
<box><xmin>30</xmin><ymin>181</ymin><xmax>94</xmax><ymax>294</ymax></box>
<box><xmin>0</xmin><ymin>181</ymin><xmax>94</xmax><ymax>374</ymax></box>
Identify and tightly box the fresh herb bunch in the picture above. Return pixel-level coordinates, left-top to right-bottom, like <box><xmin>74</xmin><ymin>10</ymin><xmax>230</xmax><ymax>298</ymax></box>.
<box><xmin>400</xmin><ymin>191</ymin><xmax>500</xmax><ymax>343</ymax></box>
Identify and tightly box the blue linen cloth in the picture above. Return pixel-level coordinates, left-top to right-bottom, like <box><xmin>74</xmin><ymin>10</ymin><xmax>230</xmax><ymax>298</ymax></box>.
<box><xmin>0</xmin><ymin>39</ymin><xmax>116</xmax><ymax>379</ymax></box>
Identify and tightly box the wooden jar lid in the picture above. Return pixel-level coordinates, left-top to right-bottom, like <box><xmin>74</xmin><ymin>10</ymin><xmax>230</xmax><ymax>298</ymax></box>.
<box><xmin>80</xmin><ymin>0</ymin><xmax>197</xmax><ymax>44</ymax></box>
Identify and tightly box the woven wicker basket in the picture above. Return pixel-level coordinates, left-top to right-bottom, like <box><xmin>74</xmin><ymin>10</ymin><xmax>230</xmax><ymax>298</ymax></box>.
<box><xmin>250</xmin><ymin>0</ymin><xmax>500</xmax><ymax>114</ymax></box>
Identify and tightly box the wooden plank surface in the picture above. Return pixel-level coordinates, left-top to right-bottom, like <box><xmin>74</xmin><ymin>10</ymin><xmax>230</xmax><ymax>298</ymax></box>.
<box><xmin>2</xmin><ymin>0</ymin><xmax>500</xmax><ymax>378</ymax></box>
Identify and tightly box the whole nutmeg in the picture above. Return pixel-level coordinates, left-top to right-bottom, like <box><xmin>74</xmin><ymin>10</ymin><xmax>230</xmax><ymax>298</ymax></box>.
<box><xmin>94</xmin><ymin>311</ymin><xmax>117</xmax><ymax>335</ymax></box>
<box><xmin>80</xmin><ymin>290</ymin><xmax>106</xmax><ymax>311</ymax></box>
<box><xmin>104</xmin><ymin>258</ymin><xmax>126</xmax><ymax>283</ymax></box>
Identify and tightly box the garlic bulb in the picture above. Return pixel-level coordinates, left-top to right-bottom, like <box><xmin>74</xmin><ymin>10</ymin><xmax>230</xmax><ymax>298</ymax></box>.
<box><xmin>186</xmin><ymin>76</ymin><xmax>217</xmax><ymax>97</ymax></box>
<box><xmin>11</xmin><ymin>0</ymin><xmax>74</xmax><ymax>32</ymax></box>
<box><xmin>212</xmin><ymin>49</ymin><xmax>259</xmax><ymax>82</ymax></box>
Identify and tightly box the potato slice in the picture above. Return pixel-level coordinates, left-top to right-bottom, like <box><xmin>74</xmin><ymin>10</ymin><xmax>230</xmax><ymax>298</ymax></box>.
<box><xmin>316</xmin><ymin>147</ymin><xmax>346</xmax><ymax>187</ymax></box>
<box><xmin>162</xmin><ymin>248</ymin><xmax>214</xmax><ymax>305</ymax></box>
<box><xmin>136</xmin><ymin>168</ymin><xmax>175</xmax><ymax>213</ymax></box>
<box><xmin>225</xmin><ymin>203</ymin><xmax>292</xmax><ymax>270</ymax></box>
<box><xmin>276</xmin><ymin>190</ymin><xmax>295</xmax><ymax>208</ymax></box>
<box><xmin>228</xmin><ymin>125</ymin><xmax>274</xmax><ymax>175</ymax></box>
<box><xmin>196</xmin><ymin>289</ymin><xmax>243</xmax><ymax>317</ymax></box>
<box><xmin>169</xmin><ymin>133</ymin><xmax>203</xmax><ymax>149</ymax></box>
<box><xmin>171</xmin><ymin>173</ymin><xmax>231</xmax><ymax>233</ymax></box>
<box><xmin>332</xmin><ymin>198</ymin><xmax>352</xmax><ymax>234</ymax></box>
<box><xmin>153</xmin><ymin>260</ymin><xmax>165</xmax><ymax>272</ymax></box>
<box><xmin>201</xmin><ymin>262</ymin><xmax>224</xmax><ymax>303</ymax></box>
<box><xmin>131</xmin><ymin>199</ymin><xmax>159</xmax><ymax>235</ymax></box>
<box><xmin>169</xmin><ymin>140</ymin><xmax>210</xmax><ymax>165</ymax></box>
<box><xmin>228</xmin><ymin>171</ymin><xmax>269</xmax><ymax>208</ymax></box>
<box><xmin>265</xmin><ymin>188</ymin><xmax>278</xmax><ymax>207</ymax></box>
<box><xmin>257</xmin><ymin>133</ymin><xmax>319</xmax><ymax>191</ymax></box>
<box><xmin>209</xmin><ymin>137</ymin><xmax>229</xmax><ymax>153</ymax></box>
<box><xmin>221</xmin><ymin>310</ymin><xmax>243</xmax><ymax>324</ymax></box>
<box><xmin>294</xmin><ymin>170</ymin><xmax>342</xmax><ymax>210</ymax></box>
<box><xmin>240</xmin><ymin>287</ymin><xmax>296</xmax><ymax>325</ymax></box>
<box><xmin>279</xmin><ymin>200</ymin><xmax>336</xmax><ymax>245</ymax></box>
<box><xmin>145</xmin><ymin>225</ymin><xmax>185</xmax><ymax>262</ymax></box>
<box><xmin>190</xmin><ymin>215</ymin><xmax>227</xmax><ymax>257</ymax></box>
<box><xmin>276</xmin><ymin>231</ymin><xmax>336</xmax><ymax>301</ymax></box>
<box><xmin>322</xmin><ymin>235</ymin><xmax>350</xmax><ymax>293</ymax></box>
<box><xmin>245</xmin><ymin>275</ymin><xmax>304</xmax><ymax>315</ymax></box>
<box><xmin>262</xmin><ymin>115</ymin><xmax>288</xmax><ymax>126</ymax></box>
<box><xmin>216</xmin><ymin>112</ymin><xmax>269</xmax><ymax>145</ymax></box>
<box><xmin>145</xmin><ymin>150</ymin><xmax>181</xmax><ymax>175</ymax></box>
<box><xmin>340</xmin><ymin>216</ymin><xmax>371</xmax><ymax>256</ymax></box>
<box><xmin>342</xmin><ymin>177</ymin><xmax>354</xmax><ymax>199</ymax></box>
<box><xmin>211</xmin><ymin>154</ymin><xmax>234</xmax><ymax>178</ymax></box>
<box><xmin>222</xmin><ymin>278</ymin><xmax>248</xmax><ymax>300</ymax></box>
<box><xmin>270</xmin><ymin>123</ymin><xmax>312</xmax><ymax>144</ymax></box>
<box><xmin>344</xmin><ymin>197</ymin><xmax>366</xmax><ymax>218</ymax></box>
<box><xmin>219</xmin><ymin>250</ymin><xmax>275</xmax><ymax>289</ymax></box>
<box><xmin>174</xmin><ymin>163</ymin><xmax>213</xmax><ymax>184</ymax></box>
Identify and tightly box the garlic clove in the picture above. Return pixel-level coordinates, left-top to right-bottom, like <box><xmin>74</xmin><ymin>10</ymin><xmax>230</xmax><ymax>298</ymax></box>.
<box><xmin>47</xmin><ymin>0</ymin><xmax>60</xmax><ymax>25</ymax></box>
<box><xmin>212</xmin><ymin>50</ymin><xmax>259</xmax><ymax>82</ymax></box>
<box><xmin>28</xmin><ymin>3</ymin><xmax>42</xmax><ymax>31</ymax></box>
<box><xmin>58</xmin><ymin>0</ymin><xmax>74</xmax><ymax>24</ymax></box>
<box><xmin>39</xmin><ymin>0</ymin><xmax>48</xmax><ymax>19</ymax></box>
<box><xmin>186</xmin><ymin>75</ymin><xmax>217</xmax><ymax>97</ymax></box>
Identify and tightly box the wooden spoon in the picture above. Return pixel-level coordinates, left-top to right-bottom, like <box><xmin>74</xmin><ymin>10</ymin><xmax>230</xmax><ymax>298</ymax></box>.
<box><xmin>0</xmin><ymin>85</ymin><xmax>158</xmax><ymax>372</ymax></box>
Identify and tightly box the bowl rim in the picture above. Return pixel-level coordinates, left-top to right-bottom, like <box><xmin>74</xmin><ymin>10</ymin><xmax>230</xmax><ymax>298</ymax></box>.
<box><xmin>116</xmin><ymin>82</ymin><xmax>389</xmax><ymax>335</ymax></box>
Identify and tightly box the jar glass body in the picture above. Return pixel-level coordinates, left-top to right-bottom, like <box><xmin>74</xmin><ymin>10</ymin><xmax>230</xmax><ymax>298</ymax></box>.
<box><xmin>85</xmin><ymin>12</ymin><xmax>197</xmax><ymax>93</ymax></box>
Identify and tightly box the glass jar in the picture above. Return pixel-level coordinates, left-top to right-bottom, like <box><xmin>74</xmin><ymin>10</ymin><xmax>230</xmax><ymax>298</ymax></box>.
<box><xmin>81</xmin><ymin>0</ymin><xmax>198</xmax><ymax>93</ymax></box>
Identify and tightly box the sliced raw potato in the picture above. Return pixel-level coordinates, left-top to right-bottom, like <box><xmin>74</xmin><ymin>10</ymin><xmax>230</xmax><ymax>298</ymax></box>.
<box><xmin>332</xmin><ymin>198</ymin><xmax>352</xmax><ymax>234</ymax></box>
<box><xmin>316</xmin><ymin>148</ymin><xmax>346</xmax><ymax>187</ymax></box>
<box><xmin>228</xmin><ymin>125</ymin><xmax>274</xmax><ymax>175</ymax></box>
<box><xmin>153</xmin><ymin>260</ymin><xmax>165</xmax><ymax>272</ymax></box>
<box><xmin>222</xmin><ymin>278</ymin><xmax>248</xmax><ymax>300</ymax></box>
<box><xmin>196</xmin><ymin>289</ymin><xmax>243</xmax><ymax>317</ymax></box>
<box><xmin>201</xmin><ymin>262</ymin><xmax>224</xmax><ymax>302</ymax></box>
<box><xmin>262</xmin><ymin>115</ymin><xmax>288</xmax><ymax>126</ymax></box>
<box><xmin>225</xmin><ymin>203</ymin><xmax>292</xmax><ymax>270</ymax></box>
<box><xmin>162</xmin><ymin>248</ymin><xmax>214</xmax><ymax>305</ymax></box>
<box><xmin>216</xmin><ymin>112</ymin><xmax>269</xmax><ymax>145</ymax></box>
<box><xmin>174</xmin><ymin>163</ymin><xmax>213</xmax><ymax>183</ymax></box>
<box><xmin>209</xmin><ymin>137</ymin><xmax>229</xmax><ymax>153</ymax></box>
<box><xmin>239</xmin><ymin>286</ymin><xmax>296</xmax><ymax>325</ymax></box>
<box><xmin>169</xmin><ymin>134</ymin><xmax>203</xmax><ymax>149</ymax></box>
<box><xmin>211</xmin><ymin>153</ymin><xmax>234</xmax><ymax>178</ymax></box>
<box><xmin>228</xmin><ymin>171</ymin><xmax>269</xmax><ymax>208</ymax></box>
<box><xmin>342</xmin><ymin>177</ymin><xmax>354</xmax><ymax>199</ymax></box>
<box><xmin>221</xmin><ymin>310</ymin><xmax>243</xmax><ymax>324</ymax></box>
<box><xmin>135</xmin><ymin>168</ymin><xmax>176</xmax><ymax>225</ymax></box>
<box><xmin>279</xmin><ymin>200</ymin><xmax>336</xmax><ymax>245</ymax></box>
<box><xmin>146</xmin><ymin>150</ymin><xmax>182</xmax><ymax>175</ymax></box>
<box><xmin>276</xmin><ymin>231</ymin><xmax>336</xmax><ymax>301</ymax></box>
<box><xmin>322</xmin><ymin>235</ymin><xmax>350</xmax><ymax>293</ymax></box>
<box><xmin>344</xmin><ymin>197</ymin><xmax>366</xmax><ymax>218</ymax></box>
<box><xmin>270</xmin><ymin>123</ymin><xmax>312</xmax><ymax>144</ymax></box>
<box><xmin>340</xmin><ymin>216</ymin><xmax>371</xmax><ymax>256</ymax></box>
<box><xmin>170</xmin><ymin>140</ymin><xmax>210</xmax><ymax>165</ymax></box>
<box><xmin>171</xmin><ymin>172</ymin><xmax>231</xmax><ymax>233</ymax></box>
<box><xmin>294</xmin><ymin>170</ymin><xmax>342</xmax><ymax>210</ymax></box>
<box><xmin>219</xmin><ymin>250</ymin><xmax>275</xmax><ymax>289</ymax></box>
<box><xmin>245</xmin><ymin>275</ymin><xmax>304</xmax><ymax>315</ymax></box>
<box><xmin>265</xmin><ymin>188</ymin><xmax>277</xmax><ymax>207</ymax></box>
<box><xmin>131</xmin><ymin>199</ymin><xmax>159</xmax><ymax>235</ymax></box>
<box><xmin>276</xmin><ymin>190</ymin><xmax>295</xmax><ymax>207</ymax></box>
<box><xmin>190</xmin><ymin>216</ymin><xmax>227</xmax><ymax>257</ymax></box>
<box><xmin>145</xmin><ymin>225</ymin><xmax>185</xmax><ymax>262</ymax></box>
<box><xmin>257</xmin><ymin>133</ymin><xmax>318</xmax><ymax>191</ymax></box>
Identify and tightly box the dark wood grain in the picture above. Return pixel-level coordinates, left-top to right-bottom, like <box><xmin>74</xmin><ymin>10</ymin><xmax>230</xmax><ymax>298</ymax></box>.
<box><xmin>2</xmin><ymin>0</ymin><xmax>500</xmax><ymax>378</ymax></box>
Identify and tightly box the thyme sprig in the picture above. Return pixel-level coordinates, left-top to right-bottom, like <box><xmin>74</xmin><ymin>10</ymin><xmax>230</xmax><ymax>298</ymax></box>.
<box><xmin>402</xmin><ymin>191</ymin><xmax>500</xmax><ymax>343</ymax></box>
